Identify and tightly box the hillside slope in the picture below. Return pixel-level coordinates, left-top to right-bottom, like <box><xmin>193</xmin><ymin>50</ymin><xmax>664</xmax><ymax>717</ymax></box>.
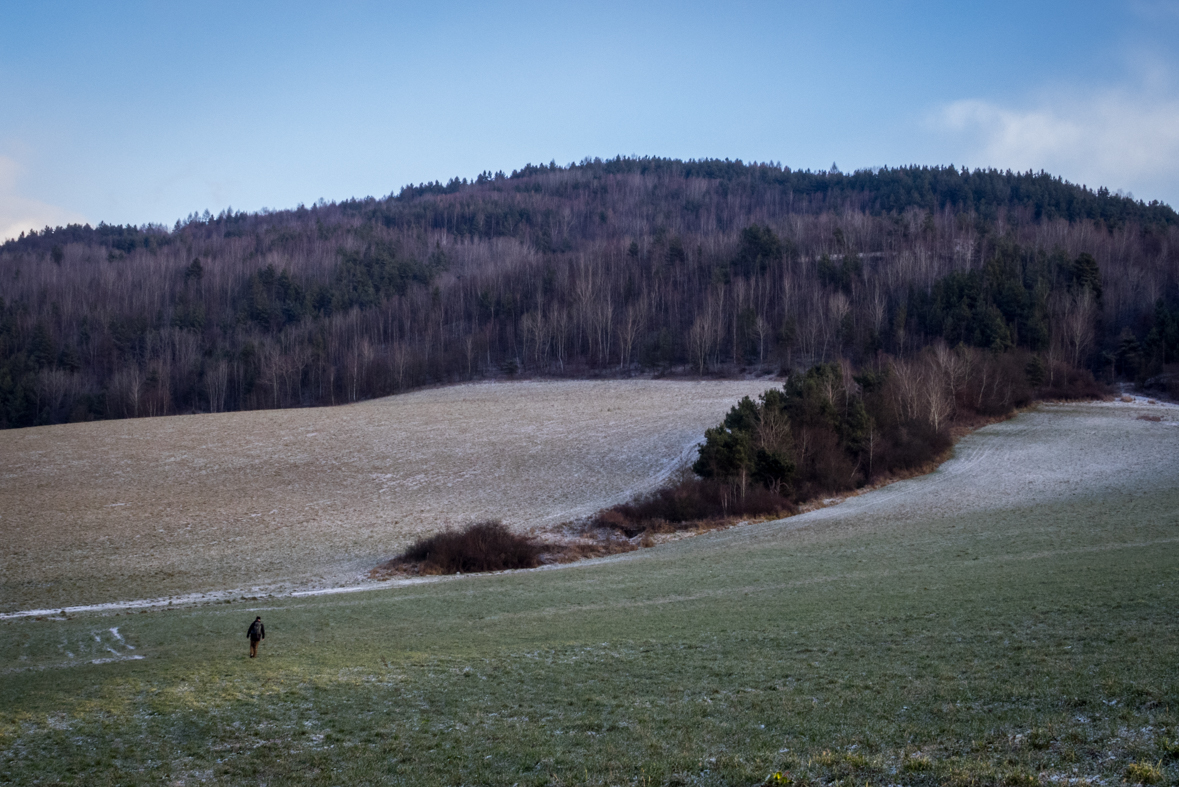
<box><xmin>2</xmin><ymin>159</ymin><xmax>1177</xmax><ymax>428</ymax></box>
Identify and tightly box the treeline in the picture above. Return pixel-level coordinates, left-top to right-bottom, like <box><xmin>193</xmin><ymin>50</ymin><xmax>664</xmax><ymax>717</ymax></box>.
<box><xmin>1</xmin><ymin>159</ymin><xmax>1177</xmax><ymax>429</ymax></box>
<box><xmin>595</xmin><ymin>346</ymin><xmax>1104</xmax><ymax>534</ymax></box>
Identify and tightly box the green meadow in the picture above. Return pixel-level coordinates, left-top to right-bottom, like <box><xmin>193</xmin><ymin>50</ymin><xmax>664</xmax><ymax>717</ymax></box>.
<box><xmin>2</xmin><ymin>404</ymin><xmax>1178</xmax><ymax>786</ymax></box>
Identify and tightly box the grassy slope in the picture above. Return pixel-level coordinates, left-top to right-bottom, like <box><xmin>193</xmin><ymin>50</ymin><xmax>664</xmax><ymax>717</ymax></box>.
<box><xmin>1</xmin><ymin>405</ymin><xmax>1178</xmax><ymax>786</ymax></box>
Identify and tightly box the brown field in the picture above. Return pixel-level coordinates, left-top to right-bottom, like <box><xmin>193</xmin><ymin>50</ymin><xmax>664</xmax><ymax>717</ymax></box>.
<box><xmin>0</xmin><ymin>379</ymin><xmax>773</xmax><ymax>613</ymax></box>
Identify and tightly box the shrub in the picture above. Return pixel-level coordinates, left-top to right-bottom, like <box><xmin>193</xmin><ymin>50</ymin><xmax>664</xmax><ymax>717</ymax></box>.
<box><xmin>1143</xmin><ymin>363</ymin><xmax>1179</xmax><ymax>401</ymax></box>
<box><xmin>871</xmin><ymin>418</ymin><xmax>952</xmax><ymax>474</ymax></box>
<box><xmin>593</xmin><ymin>477</ymin><xmax>794</xmax><ymax>536</ymax></box>
<box><xmin>396</xmin><ymin>520</ymin><xmax>541</xmax><ymax>574</ymax></box>
<box><xmin>1038</xmin><ymin>363</ymin><xmax>1106</xmax><ymax>400</ymax></box>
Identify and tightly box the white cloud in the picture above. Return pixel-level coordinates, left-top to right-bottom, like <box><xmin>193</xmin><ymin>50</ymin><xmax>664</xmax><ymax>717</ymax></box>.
<box><xmin>0</xmin><ymin>156</ymin><xmax>89</xmax><ymax>242</ymax></box>
<box><xmin>934</xmin><ymin>83</ymin><xmax>1179</xmax><ymax>205</ymax></box>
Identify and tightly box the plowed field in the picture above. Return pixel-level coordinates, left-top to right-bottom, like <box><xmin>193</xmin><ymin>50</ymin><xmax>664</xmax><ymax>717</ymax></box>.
<box><xmin>0</xmin><ymin>379</ymin><xmax>771</xmax><ymax>612</ymax></box>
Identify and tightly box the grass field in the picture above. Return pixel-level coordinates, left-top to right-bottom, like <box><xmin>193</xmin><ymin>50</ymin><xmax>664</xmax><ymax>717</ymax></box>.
<box><xmin>1</xmin><ymin>399</ymin><xmax>1177</xmax><ymax>786</ymax></box>
<box><xmin>0</xmin><ymin>379</ymin><xmax>772</xmax><ymax>613</ymax></box>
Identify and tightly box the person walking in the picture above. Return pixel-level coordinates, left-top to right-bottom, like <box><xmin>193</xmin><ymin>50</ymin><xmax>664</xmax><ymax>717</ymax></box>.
<box><xmin>247</xmin><ymin>616</ymin><xmax>265</xmax><ymax>658</ymax></box>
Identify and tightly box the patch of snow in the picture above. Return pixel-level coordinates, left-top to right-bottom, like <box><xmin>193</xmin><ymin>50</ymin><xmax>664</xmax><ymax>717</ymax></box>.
<box><xmin>90</xmin><ymin>655</ymin><xmax>145</xmax><ymax>665</ymax></box>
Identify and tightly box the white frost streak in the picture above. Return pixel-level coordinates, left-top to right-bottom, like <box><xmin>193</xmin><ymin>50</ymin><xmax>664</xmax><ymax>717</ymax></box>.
<box><xmin>90</xmin><ymin>655</ymin><xmax>145</xmax><ymax>665</ymax></box>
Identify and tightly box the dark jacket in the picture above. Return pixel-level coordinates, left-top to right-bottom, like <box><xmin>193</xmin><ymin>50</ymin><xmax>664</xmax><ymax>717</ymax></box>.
<box><xmin>247</xmin><ymin>620</ymin><xmax>265</xmax><ymax>641</ymax></box>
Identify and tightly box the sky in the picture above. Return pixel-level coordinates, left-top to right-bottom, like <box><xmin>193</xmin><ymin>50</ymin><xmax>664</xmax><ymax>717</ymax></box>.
<box><xmin>2</xmin><ymin>0</ymin><xmax>1179</xmax><ymax>240</ymax></box>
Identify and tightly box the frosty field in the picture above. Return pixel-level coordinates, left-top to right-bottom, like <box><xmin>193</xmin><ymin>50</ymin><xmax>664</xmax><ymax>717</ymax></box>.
<box><xmin>1</xmin><ymin>396</ymin><xmax>1176</xmax><ymax>786</ymax></box>
<box><xmin>0</xmin><ymin>379</ymin><xmax>772</xmax><ymax>613</ymax></box>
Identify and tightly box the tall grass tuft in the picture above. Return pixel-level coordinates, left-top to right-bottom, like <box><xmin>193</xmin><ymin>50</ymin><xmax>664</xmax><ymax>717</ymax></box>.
<box><xmin>1125</xmin><ymin>761</ymin><xmax>1163</xmax><ymax>784</ymax></box>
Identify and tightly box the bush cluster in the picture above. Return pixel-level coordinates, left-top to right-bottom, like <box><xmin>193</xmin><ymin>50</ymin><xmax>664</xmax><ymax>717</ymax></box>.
<box><xmin>597</xmin><ymin>478</ymin><xmax>795</xmax><ymax>537</ymax></box>
<box><xmin>395</xmin><ymin>520</ymin><xmax>541</xmax><ymax>575</ymax></box>
<box><xmin>596</xmin><ymin>350</ymin><xmax>1106</xmax><ymax>535</ymax></box>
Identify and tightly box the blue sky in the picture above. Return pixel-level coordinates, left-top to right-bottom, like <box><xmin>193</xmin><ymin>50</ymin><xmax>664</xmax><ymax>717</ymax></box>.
<box><xmin>2</xmin><ymin>1</ymin><xmax>1178</xmax><ymax>239</ymax></box>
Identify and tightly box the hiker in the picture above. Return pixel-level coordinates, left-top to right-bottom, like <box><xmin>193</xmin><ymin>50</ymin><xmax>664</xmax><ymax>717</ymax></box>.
<box><xmin>247</xmin><ymin>616</ymin><xmax>265</xmax><ymax>658</ymax></box>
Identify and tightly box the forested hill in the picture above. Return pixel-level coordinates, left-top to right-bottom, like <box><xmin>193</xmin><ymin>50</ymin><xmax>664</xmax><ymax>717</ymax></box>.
<box><xmin>2</xmin><ymin>159</ymin><xmax>1178</xmax><ymax>428</ymax></box>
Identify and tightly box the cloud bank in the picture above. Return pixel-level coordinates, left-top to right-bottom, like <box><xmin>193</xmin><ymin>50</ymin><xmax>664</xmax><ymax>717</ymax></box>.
<box><xmin>935</xmin><ymin>83</ymin><xmax>1179</xmax><ymax>206</ymax></box>
<box><xmin>0</xmin><ymin>156</ymin><xmax>89</xmax><ymax>242</ymax></box>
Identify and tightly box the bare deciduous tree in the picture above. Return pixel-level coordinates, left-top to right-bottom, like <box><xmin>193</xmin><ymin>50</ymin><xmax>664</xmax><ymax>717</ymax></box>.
<box><xmin>205</xmin><ymin>360</ymin><xmax>229</xmax><ymax>413</ymax></box>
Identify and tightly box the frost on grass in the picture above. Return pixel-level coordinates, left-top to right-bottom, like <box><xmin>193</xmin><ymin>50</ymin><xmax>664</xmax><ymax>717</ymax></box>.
<box><xmin>642</xmin><ymin>396</ymin><xmax>1179</xmax><ymax>559</ymax></box>
<box><xmin>0</xmin><ymin>379</ymin><xmax>772</xmax><ymax>611</ymax></box>
<box><xmin>595</xmin><ymin>394</ymin><xmax>1179</xmax><ymax>560</ymax></box>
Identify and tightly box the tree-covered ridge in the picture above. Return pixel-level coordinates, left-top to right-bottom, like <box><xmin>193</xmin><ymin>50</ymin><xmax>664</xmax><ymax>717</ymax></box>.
<box><xmin>5</xmin><ymin>161</ymin><xmax>1175</xmax><ymax>258</ymax></box>
<box><xmin>507</xmin><ymin>158</ymin><xmax>1177</xmax><ymax>227</ymax></box>
<box><xmin>1</xmin><ymin>158</ymin><xmax>1177</xmax><ymax>429</ymax></box>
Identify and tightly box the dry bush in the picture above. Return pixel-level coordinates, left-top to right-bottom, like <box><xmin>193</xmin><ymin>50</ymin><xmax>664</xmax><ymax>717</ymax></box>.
<box><xmin>869</xmin><ymin>417</ymin><xmax>953</xmax><ymax>476</ymax></box>
<box><xmin>1143</xmin><ymin>363</ymin><xmax>1179</xmax><ymax>402</ymax></box>
<box><xmin>370</xmin><ymin>526</ymin><xmax>639</xmax><ymax>578</ymax></box>
<box><xmin>799</xmin><ymin>428</ymin><xmax>859</xmax><ymax>494</ymax></box>
<box><xmin>544</xmin><ymin>537</ymin><xmax>638</xmax><ymax>562</ymax></box>
<box><xmin>593</xmin><ymin>478</ymin><xmax>795</xmax><ymax>536</ymax></box>
<box><xmin>380</xmin><ymin>520</ymin><xmax>542</xmax><ymax>575</ymax></box>
<box><xmin>942</xmin><ymin>348</ymin><xmax>1034</xmax><ymax>416</ymax></box>
<box><xmin>1038</xmin><ymin>363</ymin><xmax>1106</xmax><ymax>400</ymax></box>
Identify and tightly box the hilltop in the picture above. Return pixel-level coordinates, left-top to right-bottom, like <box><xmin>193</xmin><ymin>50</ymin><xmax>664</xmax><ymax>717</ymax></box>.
<box><xmin>1</xmin><ymin>158</ymin><xmax>1177</xmax><ymax>428</ymax></box>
